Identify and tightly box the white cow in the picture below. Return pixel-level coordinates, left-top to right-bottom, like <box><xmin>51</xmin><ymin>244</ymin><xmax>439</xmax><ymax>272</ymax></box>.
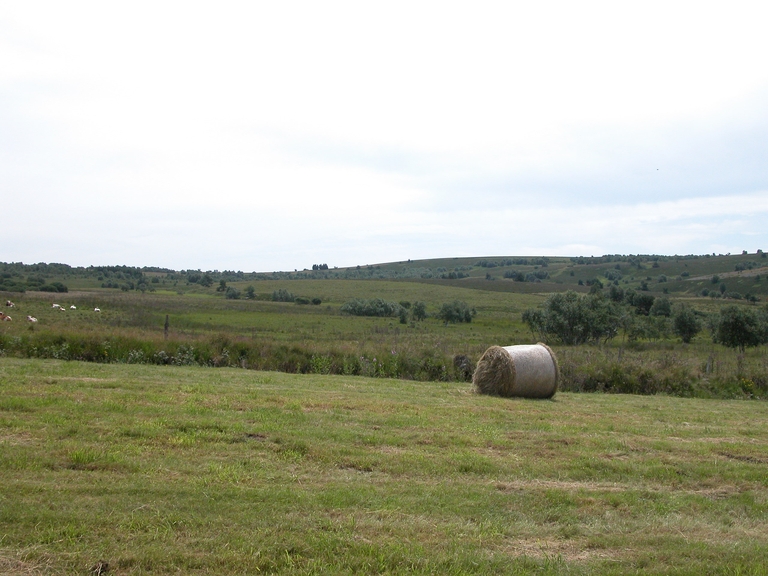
<box><xmin>94</xmin><ymin>307</ymin><xmax>101</xmax><ymax>312</ymax></box>
<box><xmin>27</xmin><ymin>315</ymin><xmax>38</xmax><ymax>323</ymax></box>
<box><xmin>52</xmin><ymin>303</ymin><xmax>61</xmax><ymax>309</ymax></box>
<box><xmin>70</xmin><ymin>305</ymin><xmax>77</xmax><ymax>310</ymax></box>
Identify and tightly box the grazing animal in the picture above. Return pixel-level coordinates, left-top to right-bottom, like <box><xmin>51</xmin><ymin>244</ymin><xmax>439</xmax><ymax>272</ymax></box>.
<box><xmin>94</xmin><ymin>307</ymin><xmax>101</xmax><ymax>312</ymax></box>
<box><xmin>70</xmin><ymin>305</ymin><xmax>77</xmax><ymax>310</ymax></box>
<box><xmin>52</xmin><ymin>303</ymin><xmax>61</xmax><ymax>309</ymax></box>
<box><xmin>27</xmin><ymin>315</ymin><xmax>37</xmax><ymax>322</ymax></box>
<box><xmin>0</xmin><ymin>313</ymin><xmax>11</xmax><ymax>321</ymax></box>
<box><xmin>5</xmin><ymin>300</ymin><xmax>14</xmax><ymax>307</ymax></box>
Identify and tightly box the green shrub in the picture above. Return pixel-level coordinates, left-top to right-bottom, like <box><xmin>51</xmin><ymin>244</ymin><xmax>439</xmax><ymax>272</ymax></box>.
<box><xmin>272</xmin><ymin>289</ymin><xmax>295</xmax><ymax>302</ymax></box>
<box><xmin>437</xmin><ymin>301</ymin><xmax>474</xmax><ymax>324</ymax></box>
<box><xmin>38</xmin><ymin>282</ymin><xmax>68</xmax><ymax>293</ymax></box>
<box><xmin>711</xmin><ymin>305</ymin><xmax>768</xmax><ymax>352</ymax></box>
<box><xmin>340</xmin><ymin>298</ymin><xmax>401</xmax><ymax>317</ymax></box>
<box><xmin>671</xmin><ymin>303</ymin><xmax>701</xmax><ymax>343</ymax></box>
<box><xmin>522</xmin><ymin>291</ymin><xmax>619</xmax><ymax>345</ymax></box>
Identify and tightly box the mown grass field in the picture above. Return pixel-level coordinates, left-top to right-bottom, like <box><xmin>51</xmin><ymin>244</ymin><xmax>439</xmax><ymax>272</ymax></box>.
<box><xmin>2</xmin><ymin>358</ymin><xmax>768</xmax><ymax>575</ymax></box>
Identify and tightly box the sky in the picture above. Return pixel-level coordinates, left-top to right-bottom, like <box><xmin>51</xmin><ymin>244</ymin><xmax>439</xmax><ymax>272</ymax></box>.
<box><xmin>2</xmin><ymin>2</ymin><xmax>768</xmax><ymax>272</ymax></box>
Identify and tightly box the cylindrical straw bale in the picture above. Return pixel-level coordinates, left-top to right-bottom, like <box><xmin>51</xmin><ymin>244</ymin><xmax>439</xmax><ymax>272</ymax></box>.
<box><xmin>473</xmin><ymin>343</ymin><xmax>558</xmax><ymax>398</ymax></box>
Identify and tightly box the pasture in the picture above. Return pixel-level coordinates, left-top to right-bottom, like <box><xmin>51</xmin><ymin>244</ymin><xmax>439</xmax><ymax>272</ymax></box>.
<box><xmin>1</xmin><ymin>358</ymin><xmax>768</xmax><ymax>574</ymax></box>
<box><xmin>2</xmin><ymin>271</ymin><xmax>767</xmax><ymax>399</ymax></box>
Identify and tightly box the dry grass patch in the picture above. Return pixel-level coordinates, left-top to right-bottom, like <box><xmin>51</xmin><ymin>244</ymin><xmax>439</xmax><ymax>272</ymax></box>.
<box><xmin>496</xmin><ymin>537</ymin><xmax>617</xmax><ymax>562</ymax></box>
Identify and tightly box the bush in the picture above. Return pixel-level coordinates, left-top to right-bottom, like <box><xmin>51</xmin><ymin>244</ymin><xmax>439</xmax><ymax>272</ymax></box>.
<box><xmin>294</xmin><ymin>297</ymin><xmax>310</xmax><ymax>305</ymax></box>
<box><xmin>560</xmin><ymin>360</ymin><xmax>694</xmax><ymax>396</ymax></box>
<box><xmin>625</xmin><ymin>290</ymin><xmax>655</xmax><ymax>315</ymax></box>
<box><xmin>272</xmin><ymin>289</ymin><xmax>295</xmax><ymax>302</ymax></box>
<box><xmin>340</xmin><ymin>298</ymin><xmax>401</xmax><ymax>317</ymax></box>
<box><xmin>39</xmin><ymin>282</ymin><xmax>68</xmax><ymax>293</ymax></box>
<box><xmin>649</xmin><ymin>297</ymin><xmax>671</xmax><ymax>317</ymax></box>
<box><xmin>671</xmin><ymin>303</ymin><xmax>702</xmax><ymax>343</ymax></box>
<box><xmin>437</xmin><ymin>301</ymin><xmax>474</xmax><ymax>324</ymax></box>
<box><xmin>522</xmin><ymin>291</ymin><xmax>619</xmax><ymax>345</ymax></box>
<box><xmin>412</xmin><ymin>301</ymin><xmax>427</xmax><ymax>321</ymax></box>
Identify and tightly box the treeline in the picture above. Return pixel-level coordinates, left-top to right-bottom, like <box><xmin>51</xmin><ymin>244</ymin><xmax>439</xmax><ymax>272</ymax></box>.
<box><xmin>570</xmin><ymin>250</ymin><xmax>765</xmax><ymax>267</ymax></box>
<box><xmin>503</xmin><ymin>270</ymin><xmax>550</xmax><ymax>282</ymax></box>
<box><xmin>523</xmin><ymin>290</ymin><xmax>768</xmax><ymax>351</ymax></box>
<box><xmin>477</xmin><ymin>258</ymin><xmax>549</xmax><ymax>268</ymax></box>
<box><xmin>339</xmin><ymin>298</ymin><xmax>474</xmax><ymax>325</ymax></box>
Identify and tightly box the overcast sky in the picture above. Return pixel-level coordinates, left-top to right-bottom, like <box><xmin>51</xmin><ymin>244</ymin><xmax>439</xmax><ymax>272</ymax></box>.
<box><xmin>3</xmin><ymin>2</ymin><xmax>768</xmax><ymax>272</ymax></box>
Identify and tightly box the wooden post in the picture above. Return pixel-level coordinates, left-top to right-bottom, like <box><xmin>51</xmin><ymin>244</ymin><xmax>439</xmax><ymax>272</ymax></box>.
<box><xmin>164</xmin><ymin>315</ymin><xmax>169</xmax><ymax>340</ymax></box>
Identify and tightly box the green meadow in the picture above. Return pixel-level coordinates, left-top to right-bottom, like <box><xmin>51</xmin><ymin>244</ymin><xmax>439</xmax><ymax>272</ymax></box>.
<box><xmin>2</xmin><ymin>254</ymin><xmax>768</xmax><ymax>573</ymax></box>
<box><xmin>2</xmin><ymin>358</ymin><xmax>768</xmax><ymax>575</ymax></box>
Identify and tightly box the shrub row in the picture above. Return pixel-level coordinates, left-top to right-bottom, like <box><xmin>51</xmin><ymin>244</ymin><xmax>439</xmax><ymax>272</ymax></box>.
<box><xmin>0</xmin><ymin>332</ymin><xmax>468</xmax><ymax>382</ymax></box>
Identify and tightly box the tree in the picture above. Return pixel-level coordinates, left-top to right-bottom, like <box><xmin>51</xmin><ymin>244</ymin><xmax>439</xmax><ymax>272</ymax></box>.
<box><xmin>711</xmin><ymin>305</ymin><xmax>767</xmax><ymax>352</ymax></box>
<box><xmin>411</xmin><ymin>301</ymin><xmax>427</xmax><ymax>321</ymax></box>
<box><xmin>245</xmin><ymin>286</ymin><xmax>256</xmax><ymax>299</ymax></box>
<box><xmin>522</xmin><ymin>291</ymin><xmax>619</xmax><ymax>345</ymax></box>
<box><xmin>633</xmin><ymin>293</ymin><xmax>655</xmax><ymax>316</ymax></box>
<box><xmin>649</xmin><ymin>296</ymin><xmax>671</xmax><ymax>317</ymax></box>
<box><xmin>671</xmin><ymin>303</ymin><xmax>701</xmax><ymax>343</ymax></box>
<box><xmin>272</xmin><ymin>289</ymin><xmax>295</xmax><ymax>302</ymax></box>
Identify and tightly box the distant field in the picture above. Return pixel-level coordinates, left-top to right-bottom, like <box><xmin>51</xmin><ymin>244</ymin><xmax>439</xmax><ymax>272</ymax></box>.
<box><xmin>1</xmin><ymin>253</ymin><xmax>767</xmax><ymax>399</ymax></box>
<box><xmin>1</xmin><ymin>358</ymin><xmax>767</xmax><ymax>574</ymax></box>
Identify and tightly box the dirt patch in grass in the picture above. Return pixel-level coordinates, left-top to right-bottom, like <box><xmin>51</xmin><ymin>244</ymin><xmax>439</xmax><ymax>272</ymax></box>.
<box><xmin>497</xmin><ymin>537</ymin><xmax>618</xmax><ymax>562</ymax></box>
<box><xmin>55</xmin><ymin>377</ymin><xmax>117</xmax><ymax>383</ymax></box>
<box><xmin>0</xmin><ymin>551</ymin><xmax>52</xmax><ymax>575</ymax></box>
<box><xmin>496</xmin><ymin>479</ymin><xmax>628</xmax><ymax>493</ymax></box>
<box><xmin>0</xmin><ymin>432</ymin><xmax>35</xmax><ymax>446</ymax></box>
<box><xmin>494</xmin><ymin>479</ymin><xmax>751</xmax><ymax>498</ymax></box>
<box><xmin>718</xmin><ymin>451</ymin><xmax>768</xmax><ymax>464</ymax></box>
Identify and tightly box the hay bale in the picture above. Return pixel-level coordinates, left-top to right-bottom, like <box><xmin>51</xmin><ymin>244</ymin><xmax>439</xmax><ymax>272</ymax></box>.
<box><xmin>473</xmin><ymin>343</ymin><xmax>558</xmax><ymax>398</ymax></box>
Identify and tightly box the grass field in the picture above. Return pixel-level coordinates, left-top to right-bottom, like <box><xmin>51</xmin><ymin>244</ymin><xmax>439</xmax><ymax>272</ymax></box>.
<box><xmin>2</xmin><ymin>358</ymin><xmax>768</xmax><ymax>574</ymax></box>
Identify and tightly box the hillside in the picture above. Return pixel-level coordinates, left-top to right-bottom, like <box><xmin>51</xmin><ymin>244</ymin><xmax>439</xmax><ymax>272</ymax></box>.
<box><xmin>2</xmin><ymin>251</ymin><xmax>767</xmax><ymax>300</ymax></box>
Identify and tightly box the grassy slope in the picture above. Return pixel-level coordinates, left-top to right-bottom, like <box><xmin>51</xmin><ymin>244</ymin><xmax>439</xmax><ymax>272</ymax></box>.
<box><xmin>2</xmin><ymin>358</ymin><xmax>768</xmax><ymax>575</ymax></box>
<box><xmin>5</xmin><ymin>251</ymin><xmax>768</xmax><ymax>298</ymax></box>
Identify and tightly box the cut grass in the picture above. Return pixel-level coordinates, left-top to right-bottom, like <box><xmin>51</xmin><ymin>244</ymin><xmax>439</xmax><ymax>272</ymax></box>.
<box><xmin>1</xmin><ymin>357</ymin><xmax>768</xmax><ymax>574</ymax></box>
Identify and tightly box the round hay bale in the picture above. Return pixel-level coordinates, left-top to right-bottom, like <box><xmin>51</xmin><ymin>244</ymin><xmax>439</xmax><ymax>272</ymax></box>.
<box><xmin>473</xmin><ymin>343</ymin><xmax>558</xmax><ymax>399</ymax></box>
